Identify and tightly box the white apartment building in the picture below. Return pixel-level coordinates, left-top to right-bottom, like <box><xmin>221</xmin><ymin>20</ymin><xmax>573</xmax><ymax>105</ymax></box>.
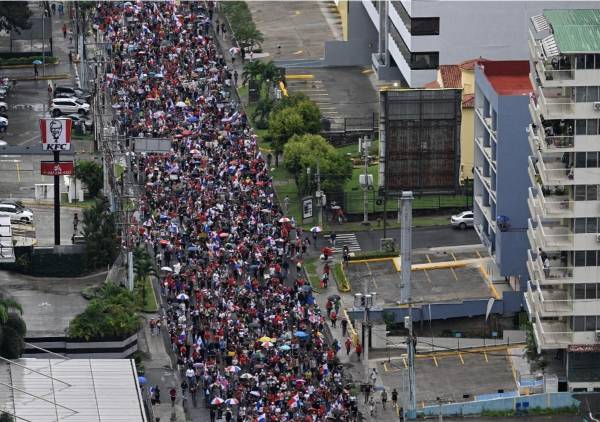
<box><xmin>525</xmin><ymin>9</ymin><xmax>600</xmax><ymax>390</ymax></box>
<box><xmin>325</xmin><ymin>1</ymin><xmax>594</xmax><ymax>87</ymax></box>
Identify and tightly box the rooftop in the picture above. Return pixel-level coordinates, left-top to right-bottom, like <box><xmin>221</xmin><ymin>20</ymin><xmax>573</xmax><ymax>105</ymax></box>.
<box><xmin>545</xmin><ymin>9</ymin><xmax>600</xmax><ymax>53</ymax></box>
<box><xmin>479</xmin><ymin>60</ymin><xmax>532</xmax><ymax>96</ymax></box>
<box><xmin>0</xmin><ymin>358</ymin><xmax>146</xmax><ymax>422</ymax></box>
<box><xmin>439</xmin><ymin>64</ymin><xmax>462</xmax><ymax>88</ymax></box>
<box><xmin>459</xmin><ymin>57</ymin><xmax>489</xmax><ymax>71</ymax></box>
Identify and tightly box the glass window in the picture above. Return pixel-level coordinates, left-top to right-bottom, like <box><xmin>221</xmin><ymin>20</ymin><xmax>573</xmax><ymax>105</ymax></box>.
<box><xmin>576</xmin><ymin>87</ymin><xmax>588</xmax><ymax>103</ymax></box>
<box><xmin>588</xmin><ymin>152</ymin><xmax>598</xmax><ymax>168</ymax></box>
<box><xmin>576</xmin><ymin>55</ymin><xmax>586</xmax><ymax>69</ymax></box>
<box><xmin>575</xmin><ymin>218</ymin><xmax>586</xmax><ymax>233</ymax></box>
<box><xmin>596</xmin><ymin>55</ymin><xmax>600</xmax><ymax>69</ymax></box>
<box><xmin>588</xmin><ymin>87</ymin><xmax>600</xmax><ymax>103</ymax></box>
<box><xmin>573</xmin><ymin>315</ymin><xmax>585</xmax><ymax>331</ymax></box>
<box><xmin>586</xmin><ymin>54</ymin><xmax>596</xmax><ymax>70</ymax></box>
<box><xmin>575</xmin><ymin>284</ymin><xmax>586</xmax><ymax>299</ymax></box>
<box><xmin>588</xmin><ymin>218</ymin><xmax>599</xmax><ymax>234</ymax></box>
<box><xmin>586</xmin><ymin>315</ymin><xmax>597</xmax><ymax>331</ymax></box>
<box><xmin>575</xmin><ymin>251</ymin><xmax>586</xmax><ymax>266</ymax></box>
<box><xmin>587</xmin><ymin>119</ymin><xmax>599</xmax><ymax>135</ymax></box>
<box><xmin>586</xmin><ymin>283</ymin><xmax>598</xmax><ymax>299</ymax></box>
<box><xmin>411</xmin><ymin>18</ymin><xmax>440</xmax><ymax>36</ymax></box>
<box><xmin>587</xmin><ymin>185</ymin><xmax>597</xmax><ymax>201</ymax></box>
<box><xmin>411</xmin><ymin>52</ymin><xmax>439</xmax><ymax>70</ymax></box>
<box><xmin>575</xmin><ymin>185</ymin><xmax>586</xmax><ymax>201</ymax></box>
<box><xmin>576</xmin><ymin>120</ymin><xmax>587</xmax><ymax>135</ymax></box>
<box><xmin>576</xmin><ymin>152</ymin><xmax>587</xmax><ymax>168</ymax></box>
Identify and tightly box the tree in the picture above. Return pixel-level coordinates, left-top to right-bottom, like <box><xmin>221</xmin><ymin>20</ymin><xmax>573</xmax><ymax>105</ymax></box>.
<box><xmin>269</xmin><ymin>108</ymin><xmax>306</xmax><ymax>164</ymax></box>
<box><xmin>283</xmin><ymin>134</ymin><xmax>352</xmax><ymax>196</ymax></box>
<box><xmin>0</xmin><ymin>2</ymin><xmax>32</xmax><ymax>34</ymax></box>
<box><xmin>253</xmin><ymin>97</ymin><xmax>274</xmax><ymax>129</ymax></box>
<box><xmin>241</xmin><ymin>60</ymin><xmax>263</xmax><ymax>86</ymax></box>
<box><xmin>82</xmin><ymin>197</ymin><xmax>118</xmax><ymax>270</ymax></box>
<box><xmin>0</xmin><ymin>297</ymin><xmax>26</xmax><ymax>359</ymax></box>
<box><xmin>74</xmin><ymin>160</ymin><xmax>103</xmax><ymax>198</ymax></box>
<box><xmin>259</xmin><ymin>61</ymin><xmax>282</xmax><ymax>87</ymax></box>
<box><xmin>294</xmin><ymin>100</ymin><xmax>322</xmax><ymax>133</ymax></box>
<box><xmin>0</xmin><ymin>412</ymin><xmax>14</xmax><ymax>422</ymax></box>
<box><xmin>133</xmin><ymin>246</ymin><xmax>156</xmax><ymax>308</ymax></box>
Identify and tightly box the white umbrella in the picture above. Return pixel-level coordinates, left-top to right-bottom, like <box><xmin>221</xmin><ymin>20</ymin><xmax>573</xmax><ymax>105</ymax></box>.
<box><xmin>160</xmin><ymin>266</ymin><xmax>173</xmax><ymax>272</ymax></box>
<box><xmin>240</xmin><ymin>373</ymin><xmax>254</xmax><ymax>379</ymax></box>
<box><xmin>175</xmin><ymin>101</ymin><xmax>187</xmax><ymax>108</ymax></box>
<box><xmin>310</xmin><ymin>226</ymin><xmax>322</xmax><ymax>233</ymax></box>
<box><xmin>176</xmin><ymin>293</ymin><xmax>189</xmax><ymax>301</ymax></box>
<box><xmin>278</xmin><ymin>217</ymin><xmax>290</xmax><ymax>223</ymax></box>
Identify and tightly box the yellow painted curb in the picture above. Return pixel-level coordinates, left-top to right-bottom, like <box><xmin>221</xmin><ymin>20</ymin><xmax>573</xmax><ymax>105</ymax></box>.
<box><xmin>343</xmin><ymin>308</ymin><xmax>359</xmax><ymax>346</ymax></box>
<box><xmin>278</xmin><ymin>81</ymin><xmax>288</xmax><ymax>97</ymax></box>
<box><xmin>286</xmin><ymin>74</ymin><xmax>315</xmax><ymax>80</ymax></box>
<box><xmin>338</xmin><ymin>263</ymin><xmax>351</xmax><ymax>292</ymax></box>
<box><xmin>478</xmin><ymin>264</ymin><xmax>501</xmax><ymax>299</ymax></box>
<box><xmin>348</xmin><ymin>257</ymin><xmax>394</xmax><ymax>264</ymax></box>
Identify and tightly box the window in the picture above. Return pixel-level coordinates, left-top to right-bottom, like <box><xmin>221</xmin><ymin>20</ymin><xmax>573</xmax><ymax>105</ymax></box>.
<box><xmin>391</xmin><ymin>1</ymin><xmax>440</xmax><ymax>35</ymax></box>
<box><xmin>575</xmin><ymin>185</ymin><xmax>586</xmax><ymax>201</ymax></box>
<box><xmin>575</xmin><ymin>218</ymin><xmax>586</xmax><ymax>233</ymax></box>
<box><xmin>586</xmin><ymin>315</ymin><xmax>597</xmax><ymax>331</ymax></box>
<box><xmin>576</xmin><ymin>152</ymin><xmax>586</xmax><ymax>168</ymax></box>
<box><xmin>587</xmin><ymin>185</ymin><xmax>597</xmax><ymax>201</ymax></box>
<box><xmin>575</xmin><ymin>284</ymin><xmax>586</xmax><ymax>299</ymax></box>
<box><xmin>576</xmin><ymin>87</ymin><xmax>588</xmax><ymax>102</ymax></box>
<box><xmin>575</xmin><ymin>251</ymin><xmax>586</xmax><ymax>266</ymax></box>
<box><xmin>587</xmin><ymin>283</ymin><xmax>598</xmax><ymax>299</ymax></box>
<box><xmin>588</xmin><ymin>218</ymin><xmax>599</xmax><ymax>235</ymax></box>
<box><xmin>388</xmin><ymin>19</ymin><xmax>439</xmax><ymax>70</ymax></box>
<box><xmin>588</xmin><ymin>87</ymin><xmax>600</xmax><ymax>103</ymax></box>
<box><xmin>573</xmin><ymin>315</ymin><xmax>585</xmax><ymax>331</ymax></box>
<box><xmin>586</xmin><ymin>54</ymin><xmax>596</xmax><ymax>70</ymax></box>
<box><xmin>588</xmin><ymin>152</ymin><xmax>598</xmax><ymax>168</ymax></box>
<box><xmin>587</xmin><ymin>119</ymin><xmax>599</xmax><ymax>136</ymax></box>
<box><xmin>576</xmin><ymin>120</ymin><xmax>587</xmax><ymax>135</ymax></box>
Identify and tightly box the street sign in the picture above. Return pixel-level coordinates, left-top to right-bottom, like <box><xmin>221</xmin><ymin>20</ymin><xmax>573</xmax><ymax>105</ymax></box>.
<box><xmin>302</xmin><ymin>197</ymin><xmax>313</xmax><ymax>221</ymax></box>
<box><xmin>40</xmin><ymin>118</ymin><xmax>72</xmax><ymax>151</ymax></box>
<box><xmin>40</xmin><ymin>161</ymin><xmax>74</xmax><ymax>176</ymax></box>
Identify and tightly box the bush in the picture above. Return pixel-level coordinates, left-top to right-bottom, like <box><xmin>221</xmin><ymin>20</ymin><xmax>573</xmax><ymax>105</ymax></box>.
<box><xmin>68</xmin><ymin>283</ymin><xmax>139</xmax><ymax>341</ymax></box>
<box><xmin>333</xmin><ymin>263</ymin><xmax>351</xmax><ymax>292</ymax></box>
<box><xmin>0</xmin><ymin>55</ymin><xmax>58</xmax><ymax>66</ymax></box>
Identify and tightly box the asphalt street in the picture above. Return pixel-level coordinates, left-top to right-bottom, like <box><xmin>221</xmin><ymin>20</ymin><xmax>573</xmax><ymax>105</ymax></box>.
<box><xmin>354</xmin><ymin>226</ymin><xmax>481</xmax><ymax>252</ymax></box>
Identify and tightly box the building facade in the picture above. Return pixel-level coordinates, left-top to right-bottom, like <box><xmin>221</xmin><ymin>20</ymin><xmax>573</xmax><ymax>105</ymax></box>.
<box><xmin>525</xmin><ymin>9</ymin><xmax>600</xmax><ymax>390</ymax></box>
<box><xmin>473</xmin><ymin>61</ymin><xmax>533</xmax><ymax>287</ymax></box>
<box><xmin>324</xmin><ymin>1</ymin><xmax>592</xmax><ymax>87</ymax></box>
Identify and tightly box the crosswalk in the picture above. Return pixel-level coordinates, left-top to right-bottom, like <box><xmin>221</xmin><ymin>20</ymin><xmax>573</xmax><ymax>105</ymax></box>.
<box><xmin>325</xmin><ymin>233</ymin><xmax>362</xmax><ymax>254</ymax></box>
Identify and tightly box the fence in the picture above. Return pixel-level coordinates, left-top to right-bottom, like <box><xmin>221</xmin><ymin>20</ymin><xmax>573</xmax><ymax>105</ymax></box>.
<box><xmin>320</xmin><ymin>115</ymin><xmax>377</xmax><ymax>147</ymax></box>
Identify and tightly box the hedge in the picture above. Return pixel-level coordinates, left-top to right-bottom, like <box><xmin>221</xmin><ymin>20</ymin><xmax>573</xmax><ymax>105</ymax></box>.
<box><xmin>348</xmin><ymin>250</ymin><xmax>399</xmax><ymax>261</ymax></box>
<box><xmin>333</xmin><ymin>262</ymin><xmax>351</xmax><ymax>292</ymax></box>
<box><xmin>0</xmin><ymin>55</ymin><xmax>59</xmax><ymax>66</ymax></box>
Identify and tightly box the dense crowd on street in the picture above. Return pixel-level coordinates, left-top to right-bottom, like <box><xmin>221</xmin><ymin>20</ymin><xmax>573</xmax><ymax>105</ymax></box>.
<box><xmin>97</xmin><ymin>1</ymin><xmax>362</xmax><ymax>421</ymax></box>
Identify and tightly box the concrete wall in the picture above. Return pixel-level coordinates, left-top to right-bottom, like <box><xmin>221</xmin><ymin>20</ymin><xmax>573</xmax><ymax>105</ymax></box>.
<box><xmin>23</xmin><ymin>333</ymin><xmax>138</xmax><ymax>359</ymax></box>
<box><xmin>421</xmin><ymin>392</ymin><xmax>580</xmax><ymax>417</ymax></box>
<box><xmin>324</xmin><ymin>1</ymin><xmax>377</xmax><ymax>67</ymax></box>
<box><xmin>460</xmin><ymin>107</ymin><xmax>474</xmax><ymax>181</ymax></box>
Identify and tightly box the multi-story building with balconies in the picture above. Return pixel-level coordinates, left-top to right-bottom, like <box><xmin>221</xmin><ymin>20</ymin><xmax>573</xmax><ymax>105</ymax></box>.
<box><xmin>324</xmin><ymin>1</ymin><xmax>592</xmax><ymax>87</ymax></box>
<box><xmin>473</xmin><ymin>61</ymin><xmax>533</xmax><ymax>289</ymax></box>
<box><xmin>525</xmin><ymin>9</ymin><xmax>600</xmax><ymax>391</ymax></box>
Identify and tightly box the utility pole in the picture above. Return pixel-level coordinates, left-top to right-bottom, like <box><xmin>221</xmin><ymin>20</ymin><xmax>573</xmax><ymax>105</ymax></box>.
<box><xmin>400</xmin><ymin>191</ymin><xmax>416</xmax><ymax>420</ymax></box>
<box><xmin>354</xmin><ymin>291</ymin><xmax>376</xmax><ymax>390</ymax></box>
<box><xmin>359</xmin><ymin>136</ymin><xmax>371</xmax><ymax>226</ymax></box>
<box><xmin>316</xmin><ymin>157</ymin><xmax>323</xmax><ymax>228</ymax></box>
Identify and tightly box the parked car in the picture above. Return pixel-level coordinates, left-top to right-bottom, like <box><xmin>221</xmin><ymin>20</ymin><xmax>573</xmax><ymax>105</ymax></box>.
<box><xmin>0</xmin><ymin>203</ymin><xmax>33</xmax><ymax>224</ymax></box>
<box><xmin>54</xmin><ymin>86</ymin><xmax>92</xmax><ymax>102</ymax></box>
<box><xmin>0</xmin><ymin>116</ymin><xmax>7</xmax><ymax>132</ymax></box>
<box><xmin>450</xmin><ymin>210</ymin><xmax>474</xmax><ymax>229</ymax></box>
<box><xmin>50</xmin><ymin>98</ymin><xmax>90</xmax><ymax>116</ymax></box>
<box><xmin>0</xmin><ymin>199</ymin><xmax>31</xmax><ymax>212</ymax></box>
<box><xmin>67</xmin><ymin>113</ymin><xmax>93</xmax><ymax>130</ymax></box>
<box><xmin>0</xmin><ymin>139</ymin><xmax>6</xmax><ymax>146</ymax></box>
<box><xmin>0</xmin><ymin>101</ymin><xmax>6</xmax><ymax>112</ymax></box>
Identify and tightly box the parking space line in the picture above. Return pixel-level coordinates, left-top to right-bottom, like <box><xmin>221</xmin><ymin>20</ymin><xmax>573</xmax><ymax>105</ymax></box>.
<box><xmin>403</xmin><ymin>356</ymin><xmax>407</xmax><ymax>368</ymax></box>
<box><xmin>423</xmin><ymin>269</ymin><xmax>432</xmax><ymax>284</ymax></box>
<box><xmin>450</xmin><ymin>267</ymin><xmax>458</xmax><ymax>281</ymax></box>
<box><xmin>476</xmin><ymin>250</ymin><xmax>482</xmax><ymax>258</ymax></box>
<box><xmin>16</xmin><ymin>162</ymin><xmax>20</xmax><ymax>182</ymax></box>
<box><xmin>426</xmin><ymin>254</ymin><xmax>432</xmax><ymax>263</ymax></box>
<box><xmin>365</xmin><ymin>262</ymin><xmax>378</xmax><ymax>289</ymax></box>
<box><xmin>458</xmin><ymin>353</ymin><xmax>464</xmax><ymax>364</ymax></box>
<box><xmin>451</xmin><ymin>252</ymin><xmax>458</xmax><ymax>261</ymax></box>
<box><xmin>484</xmin><ymin>351</ymin><xmax>488</xmax><ymax>362</ymax></box>
<box><xmin>432</xmin><ymin>356</ymin><xmax>438</xmax><ymax>367</ymax></box>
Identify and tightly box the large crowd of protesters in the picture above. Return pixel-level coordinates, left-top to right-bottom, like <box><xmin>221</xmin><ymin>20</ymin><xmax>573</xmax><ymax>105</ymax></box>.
<box><xmin>97</xmin><ymin>1</ymin><xmax>363</xmax><ymax>421</ymax></box>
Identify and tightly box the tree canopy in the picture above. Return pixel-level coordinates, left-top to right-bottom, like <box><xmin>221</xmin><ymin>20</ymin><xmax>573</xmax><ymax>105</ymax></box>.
<box><xmin>0</xmin><ymin>297</ymin><xmax>26</xmax><ymax>359</ymax></box>
<box><xmin>0</xmin><ymin>2</ymin><xmax>32</xmax><ymax>34</ymax></box>
<box><xmin>269</xmin><ymin>97</ymin><xmax>321</xmax><ymax>156</ymax></box>
<box><xmin>82</xmin><ymin>197</ymin><xmax>119</xmax><ymax>269</ymax></box>
<box><xmin>283</xmin><ymin>134</ymin><xmax>352</xmax><ymax>195</ymax></box>
<box><xmin>74</xmin><ymin>160</ymin><xmax>103</xmax><ymax>198</ymax></box>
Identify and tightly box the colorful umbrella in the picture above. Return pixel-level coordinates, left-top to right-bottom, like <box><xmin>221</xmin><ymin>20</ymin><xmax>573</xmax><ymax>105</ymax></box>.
<box><xmin>225</xmin><ymin>398</ymin><xmax>239</xmax><ymax>406</ymax></box>
<box><xmin>278</xmin><ymin>217</ymin><xmax>290</xmax><ymax>223</ymax></box>
<box><xmin>261</xmin><ymin>341</ymin><xmax>273</xmax><ymax>348</ymax></box>
<box><xmin>257</xmin><ymin>336</ymin><xmax>274</xmax><ymax>342</ymax></box>
<box><xmin>211</xmin><ymin>397</ymin><xmax>224</xmax><ymax>405</ymax></box>
<box><xmin>225</xmin><ymin>365</ymin><xmax>241</xmax><ymax>373</ymax></box>
<box><xmin>176</xmin><ymin>293</ymin><xmax>189</xmax><ymax>301</ymax></box>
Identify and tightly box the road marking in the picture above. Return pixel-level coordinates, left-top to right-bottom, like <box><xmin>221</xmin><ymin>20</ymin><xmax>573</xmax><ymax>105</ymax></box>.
<box><xmin>458</xmin><ymin>353</ymin><xmax>464</xmax><ymax>364</ymax></box>
<box><xmin>292</xmin><ymin>50</ymin><xmax>303</xmax><ymax>55</ymax></box>
<box><xmin>476</xmin><ymin>250</ymin><xmax>482</xmax><ymax>258</ymax></box>
<box><xmin>294</xmin><ymin>10</ymin><xmax>301</xmax><ymax>15</ymax></box>
<box><xmin>484</xmin><ymin>351</ymin><xmax>488</xmax><ymax>362</ymax></box>
<box><xmin>366</xmin><ymin>262</ymin><xmax>378</xmax><ymax>289</ymax></box>
<box><xmin>450</xmin><ymin>267</ymin><xmax>458</xmax><ymax>281</ymax></box>
<box><xmin>432</xmin><ymin>356</ymin><xmax>438</xmax><ymax>367</ymax></box>
<box><xmin>423</xmin><ymin>269</ymin><xmax>432</xmax><ymax>284</ymax></box>
<box><xmin>403</xmin><ymin>356</ymin><xmax>407</xmax><ymax>368</ymax></box>
<box><xmin>362</xmin><ymin>68</ymin><xmax>375</xmax><ymax>74</ymax></box>
<box><xmin>16</xmin><ymin>162</ymin><xmax>20</xmax><ymax>182</ymax></box>
<box><xmin>426</xmin><ymin>254</ymin><xmax>432</xmax><ymax>263</ymax></box>
<box><xmin>451</xmin><ymin>252</ymin><xmax>458</xmax><ymax>261</ymax></box>
<box><xmin>306</xmin><ymin>93</ymin><xmax>330</xmax><ymax>96</ymax></box>
<box><xmin>286</xmin><ymin>74</ymin><xmax>314</xmax><ymax>80</ymax></box>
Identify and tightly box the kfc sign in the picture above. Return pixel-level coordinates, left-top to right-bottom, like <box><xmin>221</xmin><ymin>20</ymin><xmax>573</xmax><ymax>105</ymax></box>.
<box><xmin>40</xmin><ymin>161</ymin><xmax>74</xmax><ymax>176</ymax></box>
<box><xmin>40</xmin><ymin>118</ymin><xmax>72</xmax><ymax>151</ymax></box>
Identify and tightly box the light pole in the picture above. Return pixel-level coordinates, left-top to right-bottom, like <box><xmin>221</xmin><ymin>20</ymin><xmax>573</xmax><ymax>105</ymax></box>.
<box><xmin>354</xmin><ymin>290</ymin><xmax>376</xmax><ymax>387</ymax></box>
<box><xmin>359</xmin><ymin>136</ymin><xmax>372</xmax><ymax>226</ymax></box>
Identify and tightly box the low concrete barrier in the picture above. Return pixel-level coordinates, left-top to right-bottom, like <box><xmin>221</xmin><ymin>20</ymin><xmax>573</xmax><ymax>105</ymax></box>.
<box><xmin>23</xmin><ymin>333</ymin><xmax>138</xmax><ymax>359</ymax></box>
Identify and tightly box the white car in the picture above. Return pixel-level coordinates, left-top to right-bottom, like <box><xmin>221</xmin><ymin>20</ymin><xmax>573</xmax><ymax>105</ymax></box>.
<box><xmin>0</xmin><ymin>203</ymin><xmax>33</xmax><ymax>224</ymax></box>
<box><xmin>50</xmin><ymin>98</ymin><xmax>90</xmax><ymax>117</ymax></box>
<box><xmin>0</xmin><ymin>101</ymin><xmax>6</xmax><ymax>112</ymax></box>
<box><xmin>450</xmin><ymin>211</ymin><xmax>474</xmax><ymax>229</ymax></box>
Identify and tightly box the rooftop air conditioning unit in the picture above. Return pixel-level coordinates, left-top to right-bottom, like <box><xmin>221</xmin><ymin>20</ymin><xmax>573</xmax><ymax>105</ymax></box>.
<box><xmin>594</xmin><ymin>102</ymin><xmax>600</xmax><ymax>111</ymax></box>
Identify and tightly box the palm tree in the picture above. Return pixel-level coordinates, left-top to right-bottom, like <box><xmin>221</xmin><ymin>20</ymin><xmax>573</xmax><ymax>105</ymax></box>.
<box><xmin>241</xmin><ymin>60</ymin><xmax>263</xmax><ymax>86</ymax></box>
<box><xmin>133</xmin><ymin>247</ymin><xmax>157</xmax><ymax>308</ymax></box>
<box><xmin>0</xmin><ymin>297</ymin><xmax>22</xmax><ymax>324</ymax></box>
<box><xmin>259</xmin><ymin>61</ymin><xmax>283</xmax><ymax>87</ymax></box>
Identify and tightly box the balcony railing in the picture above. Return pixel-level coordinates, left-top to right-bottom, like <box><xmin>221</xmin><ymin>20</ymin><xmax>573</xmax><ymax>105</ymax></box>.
<box><xmin>528</xmin><ymin>124</ymin><xmax>574</xmax><ymax>151</ymax></box>
<box><xmin>529</xmin><ymin>185</ymin><xmax>572</xmax><ymax>218</ymax></box>
<box><xmin>527</xmin><ymin>249</ymin><xmax>574</xmax><ymax>284</ymax></box>
<box><xmin>537</xmin><ymin>88</ymin><xmax>574</xmax><ymax>117</ymax></box>
<box><xmin>528</xmin><ymin>280</ymin><xmax>573</xmax><ymax>315</ymax></box>
<box><xmin>528</xmin><ymin>218</ymin><xmax>573</xmax><ymax>250</ymax></box>
<box><xmin>534</xmin><ymin>156</ymin><xmax>573</xmax><ymax>185</ymax></box>
<box><xmin>532</xmin><ymin>316</ymin><xmax>573</xmax><ymax>349</ymax></box>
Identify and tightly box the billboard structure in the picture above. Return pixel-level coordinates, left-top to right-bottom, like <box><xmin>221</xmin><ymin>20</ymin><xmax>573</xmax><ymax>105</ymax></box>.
<box><xmin>379</xmin><ymin>89</ymin><xmax>462</xmax><ymax>194</ymax></box>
